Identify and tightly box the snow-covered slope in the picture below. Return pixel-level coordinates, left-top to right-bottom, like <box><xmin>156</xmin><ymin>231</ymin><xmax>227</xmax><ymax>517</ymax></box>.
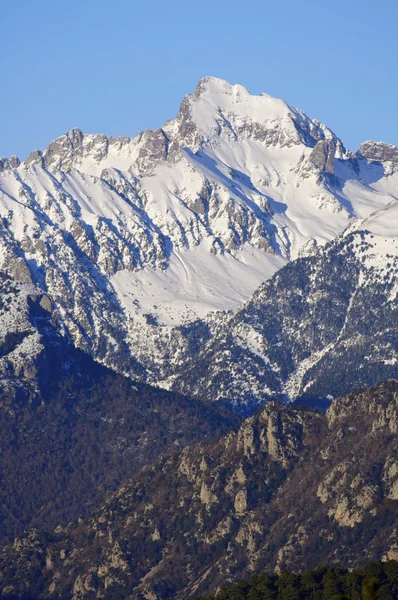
<box><xmin>0</xmin><ymin>76</ymin><xmax>397</xmax><ymax>378</ymax></box>
<box><xmin>164</xmin><ymin>200</ymin><xmax>398</xmax><ymax>411</ymax></box>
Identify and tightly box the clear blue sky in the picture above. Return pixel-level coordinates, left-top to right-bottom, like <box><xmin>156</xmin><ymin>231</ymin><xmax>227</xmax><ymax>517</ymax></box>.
<box><xmin>1</xmin><ymin>0</ymin><xmax>397</xmax><ymax>159</ymax></box>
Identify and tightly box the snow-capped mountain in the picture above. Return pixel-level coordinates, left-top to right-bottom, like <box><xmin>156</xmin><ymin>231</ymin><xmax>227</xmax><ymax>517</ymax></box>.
<box><xmin>0</xmin><ymin>76</ymin><xmax>397</xmax><ymax>383</ymax></box>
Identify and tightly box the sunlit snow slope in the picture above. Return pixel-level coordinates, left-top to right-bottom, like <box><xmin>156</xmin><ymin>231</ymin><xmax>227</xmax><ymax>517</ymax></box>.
<box><xmin>0</xmin><ymin>76</ymin><xmax>397</xmax><ymax>377</ymax></box>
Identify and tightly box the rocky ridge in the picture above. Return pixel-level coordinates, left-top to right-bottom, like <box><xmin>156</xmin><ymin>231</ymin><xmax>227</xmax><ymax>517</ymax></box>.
<box><xmin>0</xmin><ymin>380</ymin><xmax>397</xmax><ymax>599</ymax></box>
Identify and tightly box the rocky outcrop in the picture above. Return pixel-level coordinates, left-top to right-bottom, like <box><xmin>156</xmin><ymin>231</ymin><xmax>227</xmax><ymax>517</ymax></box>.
<box><xmin>308</xmin><ymin>138</ymin><xmax>337</xmax><ymax>175</ymax></box>
<box><xmin>357</xmin><ymin>141</ymin><xmax>398</xmax><ymax>176</ymax></box>
<box><xmin>25</xmin><ymin>129</ymin><xmax>134</xmax><ymax>172</ymax></box>
<box><xmin>357</xmin><ymin>140</ymin><xmax>398</xmax><ymax>164</ymax></box>
<box><xmin>1</xmin><ymin>380</ymin><xmax>397</xmax><ymax>599</ymax></box>
<box><xmin>0</xmin><ymin>155</ymin><xmax>20</xmax><ymax>171</ymax></box>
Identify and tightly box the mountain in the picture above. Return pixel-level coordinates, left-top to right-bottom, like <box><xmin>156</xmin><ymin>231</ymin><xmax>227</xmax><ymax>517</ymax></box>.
<box><xmin>162</xmin><ymin>200</ymin><xmax>398</xmax><ymax>411</ymax></box>
<box><xmin>0</xmin><ymin>379</ymin><xmax>397</xmax><ymax>599</ymax></box>
<box><xmin>0</xmin><ymin>274</ymin><xmax>235</xmax><ymax>544</ymax></box>
<box><xmin>1</xmin><ymin>76</ymin><xmax>398</xmax><ymax>600</ymax></box>
<box><xmin>0</xmin><ymin>77</ymin><xmax>397</xmax><ymax>388</ymax></box>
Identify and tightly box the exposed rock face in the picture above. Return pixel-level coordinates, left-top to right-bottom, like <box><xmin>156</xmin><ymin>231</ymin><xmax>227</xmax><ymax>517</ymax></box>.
<box><xmin>308</xmin><ymin>138</ymin><xmax>337</xmax><ymax>175</ymax></box>
<box><xmin>0</xmin><ymin>155</ymin><xmax>20</xmax><ymax>171</ymax></box>
<box><xmin>135</xmin><ymin>128</ymin><xmax>169</xmax><ymax>175</ymax></box>
<box><xmin>25</xmin><ymin>128</ymin><xmax>136</xmax><ymax>173</ymax></box>
<box><xmin>1</xmin><ymin>380</ymin><xmax>397</xmax><ymax>599</ymax></box>
<box><xmin>357</xmin><ymin>141</ymin><xmax>398</xmax><ymax>176</ymax></box>
<box><xmin>40</xmin><ymin>127</ymin><xmax>85</xmax><ymax>170</ymax></box>
<box><xmin>358</xmin><ymin>140</ymin><xmax>398</xmax><ymax>165</ymax></box>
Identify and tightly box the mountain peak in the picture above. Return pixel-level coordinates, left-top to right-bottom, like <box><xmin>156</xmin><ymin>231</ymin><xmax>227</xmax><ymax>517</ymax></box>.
<box><xmin>190</xmin><ymin>75</ymin><xmax>291</xmax><ymax>121</ymax></box>
<box><xmin>164</xmin><ymin>75</ymin><xmax>319</xmax><ymax>160</ymax></box>
<box><xmin>22</xmin><ymin>128</ymin><xmax>137</xmax><ymax>172</ymax></box>
<box><xmin>194</xmin><ymin>75</ymin><xmax>232</xmax><ymax>92</ymax></box>
<box><xmin>193</xmin><ymin>75</ymin><xmax>253</xmax><ymax>99</ymax></box>
<box><xmin>175</xmin><ymin>76</ymin><xmax>351</xmax><ymax>164</ymax></box>
<box><xmin>19</xmin><ymin>78</ymin><xmax>342</xmax><ymax>177</ymax></box>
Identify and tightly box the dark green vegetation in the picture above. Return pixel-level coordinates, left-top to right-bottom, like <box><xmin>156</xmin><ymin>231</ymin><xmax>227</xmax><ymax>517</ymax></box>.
<box><xmin>195</xmin><ymin>560</ymin><xmax>398</xmax><ymax>600</ymax></box>
<box><xmin>0</xmin><ymin>380</ymin><xmax>397</xmax><ymax>599</ymax></box>
<box><xmin>0</xmin><ymin>561</ymin><xmax>397</xmax><ymax>600</ymax></box>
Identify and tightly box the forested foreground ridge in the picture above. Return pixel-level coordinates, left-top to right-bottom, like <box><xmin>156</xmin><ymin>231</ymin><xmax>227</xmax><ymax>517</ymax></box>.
<box><xmin>0</xmin><ymin>380</ymin><xmax>397</xmax><ymax>599</ymax></box>
<box><xmin>195</xmin><ymin>560</ymin><xmax>398</xmax><ymax>600</ymax></box>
